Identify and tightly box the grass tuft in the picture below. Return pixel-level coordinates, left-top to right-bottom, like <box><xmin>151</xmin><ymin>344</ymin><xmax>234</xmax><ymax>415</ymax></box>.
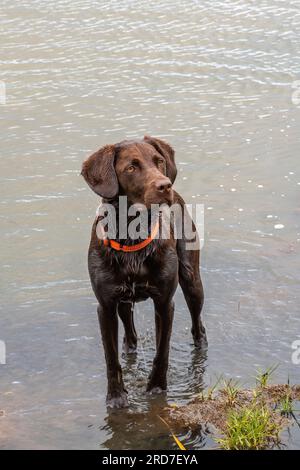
<box><xmin>199</xmin><ymin>375</ymin><xmax>223</xmax><ymax>401</ymax></box>
<box><xmin>255</xmin><ymin>364</ymin><xmax>279</xmax><ymax>388</ymax></box>
<box><xmin>217</xmin><ymin>403</ymin><xmax>280</xmax><ymax>450</ymax></box>
<box><xmin>166</xmin><ymin>367</ymin><xmax>300</xmax><ymax>450</ymax></box>
<box><xmin>222</xmin><ymin>379</ymin><xmax>240</xmax><ymax>406</ymax></box>
<box><xmin>279</xmin><ymin>393</ymin><xmax>294</xmax><ymax>416</ymax></box>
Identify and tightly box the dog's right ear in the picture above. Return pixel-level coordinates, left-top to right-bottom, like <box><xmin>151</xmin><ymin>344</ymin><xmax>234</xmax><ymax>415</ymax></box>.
<box><xmin>143</xmin><ymin>135</ymin><xmax>177</xmax><ymax>183</ymax></box>
<box><xmin>81</xmin><ymin>145</ymin><xmax>119</xmax><ymax>199</ymax></box>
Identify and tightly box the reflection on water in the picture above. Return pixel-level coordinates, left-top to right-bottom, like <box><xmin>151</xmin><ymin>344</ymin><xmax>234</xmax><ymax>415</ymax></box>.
<box><xmin>101</xmin><ymin>346</ymin><xmax>208</xmax><ymax>450</ymax></box>
<box><xmin>1</xmin><ymin>0</ymin><xmax>300</xmax><ymax>449</ymax></box>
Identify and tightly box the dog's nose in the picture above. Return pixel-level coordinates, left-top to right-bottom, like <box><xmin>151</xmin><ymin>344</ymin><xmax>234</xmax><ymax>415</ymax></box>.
<box><xmin>155</xmin><ymin>179</ymin><xmax>172</xmax><ymax>193</ymax></box>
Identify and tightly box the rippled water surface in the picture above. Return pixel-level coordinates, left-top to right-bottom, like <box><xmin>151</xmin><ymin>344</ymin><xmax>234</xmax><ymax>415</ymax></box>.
<box><xmin>1</xmin><ymin>0</ymin><xmax>300</xmax><ymax>449</ymax></box>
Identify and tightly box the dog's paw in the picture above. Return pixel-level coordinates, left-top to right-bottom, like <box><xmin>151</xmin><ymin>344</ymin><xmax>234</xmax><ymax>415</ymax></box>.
<box><xmin>122</xmin><ymin>338</ymin><xmax>137</xmax><ymax>356</ymax></box>
<box><xmin>147</xmin><ymin>386</ymin><xmax>166</xmax><ymax>395</ymax></box>
<box><xmin>192</xmin><ymin>326</ymin><xmax>208</xmax><ymax>350</ymax></box>
<box><xmin>193</xmin><ymin>334</ymin><xmax>208</xmax><ymax>350</ymax></box>
<box><xmin>146</xmin><ymin>377</ymin><xmax>167</xmax><ymax>394</ymax></box>
<box><xmin>106</xmin><ymin>391</ymin><xmax>129</xmax><ymax>409</ymax></box>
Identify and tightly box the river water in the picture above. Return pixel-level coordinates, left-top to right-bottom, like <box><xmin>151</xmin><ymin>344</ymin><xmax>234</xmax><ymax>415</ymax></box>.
<box><xmin>1</xmin><ymin>0</ymin><xmax>300</xmax><ymax>449</ymax></box>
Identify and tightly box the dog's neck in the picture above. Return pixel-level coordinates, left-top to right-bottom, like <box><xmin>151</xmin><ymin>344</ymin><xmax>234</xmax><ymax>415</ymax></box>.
<box><xmin>100</xmin><ymin>197</ymin><xmax>159</xmax><ymax>243</ymax></box>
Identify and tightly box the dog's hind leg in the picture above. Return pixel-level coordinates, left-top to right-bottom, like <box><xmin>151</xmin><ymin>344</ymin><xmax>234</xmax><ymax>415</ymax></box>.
<box><xmin>118</xmin><ymin>302</ymin><xmax>137</xmax><ymax>354</ymax></box>
<box><xmin>174</xmin><ymin>194</ymin><xmax>207</xmax><ymax>349</ymax></box>
<box><xmin>178</xmin><ymin>244</ymin><xmax>207</xmax><ymax>349</ymax></box>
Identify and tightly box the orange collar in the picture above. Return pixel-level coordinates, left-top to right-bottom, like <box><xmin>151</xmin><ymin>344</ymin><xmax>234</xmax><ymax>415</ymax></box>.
<box><xmin>99</xmin><ymin>220</ymin><xmax>160</xmax><ymax>253</ymax></box>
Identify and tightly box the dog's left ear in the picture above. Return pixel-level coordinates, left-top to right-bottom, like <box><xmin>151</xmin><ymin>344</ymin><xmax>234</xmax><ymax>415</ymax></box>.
<box><xmin>144</xmin><ymin>135</ymin><xmax>177</xmax><ymax>183</ymax></box>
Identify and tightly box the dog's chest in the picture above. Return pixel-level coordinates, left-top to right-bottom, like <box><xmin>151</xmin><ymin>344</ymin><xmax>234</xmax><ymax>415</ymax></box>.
<box><xmin>117</xmin><ymin>282</ymin><xmax>153</xmax><ymax>303</ymax></box>
<box><xmin>116</xmin><ymin>266</ymin><xmax>158</xmax><ymax>303</ymax></box>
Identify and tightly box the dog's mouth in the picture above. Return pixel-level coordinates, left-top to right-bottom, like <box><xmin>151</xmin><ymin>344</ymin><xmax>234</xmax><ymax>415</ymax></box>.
<box><xmin>143</xmin><ymin>189</ymin><xmax>174</xmax><ymax>209</ymax></box>
<box><xmin>158</xmin><ymin>193</ymin><xmax>174</xmax><ymax>206</ymax></box>
<box><xmin>131</xmin><ymin>199</ymin><xmax>173</xmax><ymax>215</ymax></box>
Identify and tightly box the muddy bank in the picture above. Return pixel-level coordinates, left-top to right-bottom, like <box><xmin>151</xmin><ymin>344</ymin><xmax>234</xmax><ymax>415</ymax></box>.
<box><xmin>165</xmin><ymin>384</ymin><xmax>300</xmax><ymax>449</ymax></box>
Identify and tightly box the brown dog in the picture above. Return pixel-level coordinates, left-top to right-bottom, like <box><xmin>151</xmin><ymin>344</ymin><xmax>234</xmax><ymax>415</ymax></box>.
<box><xmin>81</xmin><ymin>136</ymin><xmax>207</xmax><ymax>408</ymax></box>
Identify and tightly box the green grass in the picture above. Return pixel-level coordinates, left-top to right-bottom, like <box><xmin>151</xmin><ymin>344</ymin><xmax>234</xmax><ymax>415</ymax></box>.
<box><xmin>199</xmin><ymin>375</ymin><xmax>223</xmax><ymax>401</ymax></box>
<box><xmin>279</xmin><ymin>393</ymin><xmax>294</xmax><ymax>416</ymax></box>
<box><xmin>222</xmin><ymin>379</ymin><xmax>240</xmax><ymax>406</ymax></box>
<box><xmin>217</xmin><ymin>404</ymin><xmax>281</xmax><ymax>450</ymax></box>
<box><xmin>168</xmin><ymin>366</ymin><xmax>300</xmax><ymax>451</ymax></box>
<box><xmin>255</xmin><ymin>364</ymin><xmax>279</xmax><ymax>388</ymax></box>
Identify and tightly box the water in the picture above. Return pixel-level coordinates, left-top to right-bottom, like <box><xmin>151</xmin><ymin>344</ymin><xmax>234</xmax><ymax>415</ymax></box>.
<box><xmin>1</xmin><ymin>0</ymin><xmax>300</xmax><ymax>449</ymax></box>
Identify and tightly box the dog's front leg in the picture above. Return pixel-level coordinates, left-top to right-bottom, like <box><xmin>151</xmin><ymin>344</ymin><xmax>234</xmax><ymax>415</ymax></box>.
<box><xmin>97</xmin><ymin>304</ymin><xmax>128</xmax><ymax>409</ymax></box>
<box><xmin>147</xmin><ymin>299</ymin><xmax>174</xmax><ymax>393</ymax></box>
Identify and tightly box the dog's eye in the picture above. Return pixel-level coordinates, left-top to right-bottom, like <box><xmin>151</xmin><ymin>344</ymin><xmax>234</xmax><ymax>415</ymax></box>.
<box><xmin>126</xmin><ymin>165</ymin><xmax>135</xmax><ymax>173</ymax></box>
<box><xmin>157</xmin><ymin>158</ymin><xmax>165</xmax><ymax>165</ymax></box>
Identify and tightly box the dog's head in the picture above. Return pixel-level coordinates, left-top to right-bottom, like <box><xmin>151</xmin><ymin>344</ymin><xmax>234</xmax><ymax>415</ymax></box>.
<box><xmin>81</xmin><ymin>136</ymin><xmax>177</xmax><ymax>208</ymax></box>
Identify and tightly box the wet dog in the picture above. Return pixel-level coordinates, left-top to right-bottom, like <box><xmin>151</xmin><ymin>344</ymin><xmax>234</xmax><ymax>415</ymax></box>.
<box><xmin>81</xmin><ymin>136</ymin><xmax>207</xmax><ymax>408</ymax></box>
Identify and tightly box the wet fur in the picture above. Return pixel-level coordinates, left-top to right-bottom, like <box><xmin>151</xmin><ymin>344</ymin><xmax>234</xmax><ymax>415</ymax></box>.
<box><xmin>82</xmin><ymin>137</ymin><xmax>207</xmax><ymax>408</ymax></box>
